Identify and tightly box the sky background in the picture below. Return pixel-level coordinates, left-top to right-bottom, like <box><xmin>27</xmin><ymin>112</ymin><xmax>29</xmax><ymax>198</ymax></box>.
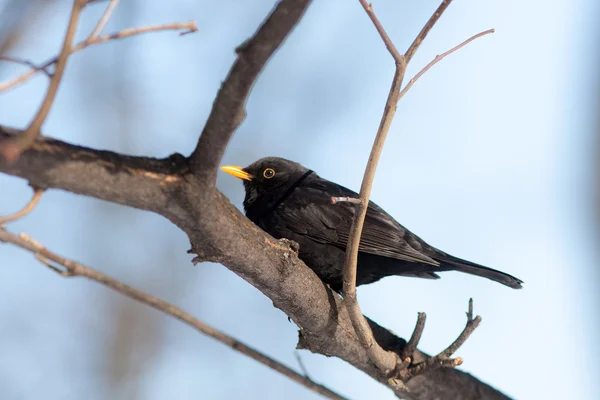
<box><xmin>1</xmin><ymin>0</ymin><xmax>599</xmax><ymax>399</ymax></box>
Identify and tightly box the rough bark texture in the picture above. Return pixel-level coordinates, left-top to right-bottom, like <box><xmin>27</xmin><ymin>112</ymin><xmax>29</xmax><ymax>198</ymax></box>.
<box><xmin>0</xmin><ymin>127</ymin><xmax>510</xmax><ymax>400</ymax></box>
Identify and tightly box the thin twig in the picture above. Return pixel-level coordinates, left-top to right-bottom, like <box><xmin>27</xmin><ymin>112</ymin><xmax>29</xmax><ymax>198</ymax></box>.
<box><xmin>0</xmin><ymin>21</ymin><xmax>198</xmax><ymax>94</ymax></box>
<box><xmin>0</xmin><ymin>187</ymin><xmax>44</xmax><ymax>225</ymax></box>
<box><xmin>399</xmin><ymin>299</ymin><xmax>480</xmax><ymax>380</ymax></box>
<box><xmin>0</xmin><ymin>66</ymin><xmax>39</xmax><ymax>92</ymax></box>
<box><xmin>330</xmin><ymin>197</ymin><xmax>361</xmax><ymax>205</ymax></box>
<box><xmin>294</xmin><ymin>351</ymin><xmax>311</xmax><ymax>379</ymax></box>
<box><xmin>358</xmin><ymin>1</ymin><xmax>403</xmax><ymax>64</ymax></box>
<box><xmin>0</xmin><ymin>227</ymin><xmax>347</xmax><ymax>400</ymax></box>
<box><xmin>404</xmin><ymin>0</ymin><xmax>453</xmax><ymax>64</ymax></box>
<box><xmin>87</xmin><ymin>0</ymin><xmax>120</xmax><ymax>41</ymax></box>
<box><xmin>0</xmin><ymin>0</ymin><xmax>86</xmax><ymax>162</ymax></box>
<box><xmin>399</xmin><ymin>29</ymin><xmax>495</xmax><ymax>98</ymax></box>
<box><xmin>0</xmin><ymin>56</ymin><xmax>52</xmax><ymax>77</ymax></box>
<box><xmin>438</xmin><ymin>299</ymin><xmax>481</xmax><ymax>359</ymax></box>
<box><xmin>342</xmin><ymin>0</ymin><xmax>455</xmax><ymax>378</ymax></box>
<box><xmin>400</xmin><ymin>312</ymin><xmax>427</xmax><ymax>365</ymax></box>
<box><xmin>71</xmin><ymin>21</ymin><xmax>198</xmax><ymax>53</ymax></box>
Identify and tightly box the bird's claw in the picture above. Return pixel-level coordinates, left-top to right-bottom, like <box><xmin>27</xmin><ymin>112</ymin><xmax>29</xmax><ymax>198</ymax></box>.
<box><xmin>279</xmin><ymin>238</ymin><xmax>300</xmax><ymax>253</ymax></box>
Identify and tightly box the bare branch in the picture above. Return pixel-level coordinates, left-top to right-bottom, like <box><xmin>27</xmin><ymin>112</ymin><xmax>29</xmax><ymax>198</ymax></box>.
<box><xmin>294</xmin><ymin>351</ymin><xmax>311</xmax><ymax>379</ymax></box>
<box><xmin>438</xmin><ymin>299</ymin><xmax>481</xmax><ymax>359</ymax></box>
<box><xmin>404</xmin><ymin>0</ymin><xmax>454</xmax><ymax>64</ymax></box>
<box><xmin>399</xmin><ymin>299</ymin><xmax>481</xmax><ymax>381</ymax></box>
<box><xmin>188</xmin><ymin>0</ymin><xmax>312</xmax><ymax>188</ymax></box>
<box><xmin>0</xmin><ymin>186</ymin><xmax>44</xmax><ymax>225</ymax></box>
<box><xmin>0</xmin><ymin>0</ymin><xmax>86</xmax><ymax>162</ymax></box>
<box><xmin>401</xmin><ymin>313</ymin><xmax>427</xmax><ymax>365</ymax></box>
<box><xmin>330</xmin><ymin>196</ymin><xmax>362</xmax><ymax>205</ymax></box>
<box><xmin>0</xmin><ymin>56</ymin><xmax>52</xmax><ymax>77</ymax></box>
<box><xmin>86</xmin><ymin>0</ymin><xmax>120</xmax><ymax>41</ymax></box>
<box><xmin>71</xmin><ymin>21</ymin><xmax>198</xmax><ymax>53</ymax></box>
<box><xmin>0</xmin><ymin>20</ymin><xmax>197</xmax><ymax>94</ymax></box>
<box><xmin>399</xmin><ymin>29</ymin><xmax>495</xmax><ymax>98</ymax></box>
<box><xmin>342</xmin><ymin>0</ymin><xmax>456</xmax><ymax>380</ymax></box>
<box><xmin>358</xmin><ymin>1</ymin><xmax>404</xmax><ymax>64</ymax></box>
<box><xmin>0</xmin><ymin>227</ymin><xmax>347</xmax><ymax>400</ymax></box>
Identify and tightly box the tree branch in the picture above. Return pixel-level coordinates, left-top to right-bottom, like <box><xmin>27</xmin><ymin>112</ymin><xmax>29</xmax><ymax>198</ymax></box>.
<box><xmin>0</xmin><ymin>185</ymin><xmax>44</xmax><ymax>225</ymax></box>
<box><xmin>0</xmin><ymin>0</ymin><xmax>86</xmax><ymax>162</ymax></box>
<box><xmin>341</xmin><ymin>0</ymin><xmax>456</xmax><ymax>382</ymax></box>
<box><xmin>404</xmin><ymin>0</ymin><xmax>454</xmax><ymax>64</ymax></box>
<box><xmin>399</xmin><ymin>29</ymin><xmax>495</xmax><ymax>99</ymax></box>
<box><xmin>0</xmin><ymin>128</ymin><xmax>512</xmax><ymax>399</ymax></box>
<box><xmin>0</xmin><ymin>16</ymin><xmax>197</xmax><ymax>94</ymax></box>
<box><xmin>188</xmin><ymin>0</ymin><xmax>312</xmax><ymax>188</ymax></box>
<box><xmin>86</xmin><ymin>0</ymin><xmax>120</xmax><ymax>41</ymax></box>
<box><xmin>0</xmin><ymin>227</ymin><xmax>347</xmax><ymax>400</ymax></box>
<box><xmin>342</xmin><ymin>1</ymin><xmax>495</xmax><ymax>387</ymax></box>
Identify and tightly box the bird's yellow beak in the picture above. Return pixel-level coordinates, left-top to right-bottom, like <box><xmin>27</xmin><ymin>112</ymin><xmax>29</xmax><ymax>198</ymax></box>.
<box><xmin>220</xmin><ymin>165</ymin><xmax>253</xmax><ymax>181</ymax></box>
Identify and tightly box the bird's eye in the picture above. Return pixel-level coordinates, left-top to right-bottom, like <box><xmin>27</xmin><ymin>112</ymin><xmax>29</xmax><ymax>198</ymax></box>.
<box><xmin>263</xmin><ymin>168</ymin><xmax>275</xmax><ymax>179</ymax></box>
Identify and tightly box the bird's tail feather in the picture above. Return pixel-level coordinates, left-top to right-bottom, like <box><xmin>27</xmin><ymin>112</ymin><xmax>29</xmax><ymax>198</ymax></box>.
<box><xmin>442</xmin><ymin>258</ymin><xmax>523</xmax><ymax>289</ymax></box>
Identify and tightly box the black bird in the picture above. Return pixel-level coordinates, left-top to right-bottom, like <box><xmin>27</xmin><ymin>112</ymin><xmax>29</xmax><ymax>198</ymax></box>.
<box><xmin>221</xmin><ymin>157</ymin><xmax>523</xmax><ymax>291</ymax></box>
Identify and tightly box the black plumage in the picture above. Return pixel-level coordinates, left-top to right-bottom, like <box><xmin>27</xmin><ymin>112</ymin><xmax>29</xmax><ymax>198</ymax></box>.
<box><xmin>221</xmin><ymin>157</ymin><xmax>523</xmax><ymax>291</ymax></box>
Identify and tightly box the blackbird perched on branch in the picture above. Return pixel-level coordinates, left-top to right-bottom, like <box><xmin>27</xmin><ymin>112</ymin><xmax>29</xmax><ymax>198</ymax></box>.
<box><xmin>221</xmin><ymin>157</ymin><xmax>523</xmax><ymax>291</ymax></box>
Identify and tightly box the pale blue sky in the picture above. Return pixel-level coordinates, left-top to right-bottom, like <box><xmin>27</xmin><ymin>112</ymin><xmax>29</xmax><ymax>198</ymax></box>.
<box><xmin>1</xmin><ymin>1</ymin><xmax>598</xmax><ymax>399</ymax></box>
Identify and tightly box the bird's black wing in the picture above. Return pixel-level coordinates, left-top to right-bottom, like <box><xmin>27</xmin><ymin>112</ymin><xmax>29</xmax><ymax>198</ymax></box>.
<box><xmin>279</xmin><ymin>178</ymin><xmax>439</xmax><ymax>266</ymax></box>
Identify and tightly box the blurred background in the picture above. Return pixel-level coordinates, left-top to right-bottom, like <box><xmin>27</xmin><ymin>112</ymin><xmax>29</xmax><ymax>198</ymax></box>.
<box><xmin>0</xmin><ymin>0</ymin><xmax>598</xmax><ymax>399</ymax></box>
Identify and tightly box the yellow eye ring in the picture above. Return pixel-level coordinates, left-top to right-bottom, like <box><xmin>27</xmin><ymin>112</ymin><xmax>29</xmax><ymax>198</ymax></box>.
<box><xmin>263</xmin><ymin>168</ymin><xmax>275</xmax><ymax>179</ymax></box>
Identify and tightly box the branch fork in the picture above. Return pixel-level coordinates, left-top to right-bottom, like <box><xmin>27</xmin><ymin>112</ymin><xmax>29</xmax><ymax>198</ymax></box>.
<box><xmin>340</xmin><ymin>0</ymin><xmax>493</xmax><ymax>389</ymax></box>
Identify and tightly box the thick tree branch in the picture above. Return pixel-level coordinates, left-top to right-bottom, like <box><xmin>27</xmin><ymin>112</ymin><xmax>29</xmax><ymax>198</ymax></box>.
<box><xmin>0</xmin><ymin>227</ymin><xmax>347</xmax><ymax>400</ymax></box>
<box><xmin>188</xmin><ymin>0</ymin><xmax>312</xmax><ymax>188</ymax></box>
<box><xmin>0</xmin><ymin>128</ymin><xmax>512</xmax><ymax>399</ymax></box>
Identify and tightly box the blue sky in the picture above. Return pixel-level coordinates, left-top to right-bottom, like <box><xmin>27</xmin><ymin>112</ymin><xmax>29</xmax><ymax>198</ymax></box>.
<box><xmin>1</xmin><ymin>1</ymin><xmax>599</xmax><ymax>399</ymax></box>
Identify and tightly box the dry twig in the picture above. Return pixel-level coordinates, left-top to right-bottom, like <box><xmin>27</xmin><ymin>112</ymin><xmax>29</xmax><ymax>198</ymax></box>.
<box><xmin>0</xmin><ymin>227</ymin><xmax>347</xmax><ymax>400</ymax></box>
<box><xmin>0</xmin><ymin>186</ymin><xmax>44</xmax><ymax>225</ymax></box>
<box><xmin>330</xmin><ymin>197</ymin><xmax>362</xmax><ymax>205</ymax></box>
<box><xmin>0</xmin><ymin>20</ymin><xmax>197</xmax><ymax>94</ymax></box>
<box><xmin>0</xmin><ymin>0</ymin><xmax>86</xmax><ymax>162</ymax></box>
<box><xmin>399</xmin><ymin>29</ymin><xmax>495</xmax><ymax>98</ymax></box>
<box><xmin>400</xmin><ymin>299</ymin><xmax>481</xmax><ymax>380</ymax></box>
<box><xmin>0</xmin><ymin>56</ymin><xmax>52</xmax><ymax>77</ymax></box>
<box><xmin>86</xmin><ymin>0</ymin><xmax>120</xmax><ymax>41</ymax></box>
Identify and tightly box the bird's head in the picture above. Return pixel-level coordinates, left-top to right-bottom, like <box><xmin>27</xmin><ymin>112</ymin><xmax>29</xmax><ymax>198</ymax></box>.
<box><xmin>220</xmin><ymin>157</ymin><xmax>310</xmax><ymax>212</ymax></box>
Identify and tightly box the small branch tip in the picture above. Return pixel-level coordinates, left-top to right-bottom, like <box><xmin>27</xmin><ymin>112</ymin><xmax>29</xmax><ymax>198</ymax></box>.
<box><xmin>331</xmin><ymin>197</ymin><xmax>362</xmax><ymax>205</ymax></box>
